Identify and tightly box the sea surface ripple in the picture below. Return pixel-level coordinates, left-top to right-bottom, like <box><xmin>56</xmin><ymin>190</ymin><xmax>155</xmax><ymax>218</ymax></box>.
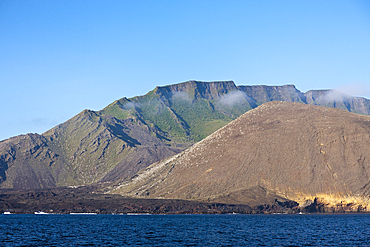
<box><xmin>1</xmin><ymin>214</ymin><xmax>369</xmax><ymax>246</ymax></box>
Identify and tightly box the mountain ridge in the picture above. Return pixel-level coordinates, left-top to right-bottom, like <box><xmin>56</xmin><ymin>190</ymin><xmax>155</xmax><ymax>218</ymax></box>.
<box><xmin>1</xmin><ymin>80</ymin><xmax>370</xmax><ymax>190</ymax></box>
<box><xmin>114</xmin><ymin>101</ymin><xmax>370</xmax><ymax>211</ymax></box>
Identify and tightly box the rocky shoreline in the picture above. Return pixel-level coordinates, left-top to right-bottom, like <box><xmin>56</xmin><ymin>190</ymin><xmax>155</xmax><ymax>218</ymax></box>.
<box><xmin>1</xmin><ymin>187</ymin><xmax>367</xmax><ymax>215</ymax></box>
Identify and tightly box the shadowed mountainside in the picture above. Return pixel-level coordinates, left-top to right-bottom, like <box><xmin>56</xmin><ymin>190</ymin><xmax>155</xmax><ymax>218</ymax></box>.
<box><xmin>1</xmin><ymin>81</ymin><xmax>370</xmax><ymax>190</ymax></box>
<box><xmin>114</xmin><ymin>101</ymin><xmax>370</xmax><ymax>212</ymax></box>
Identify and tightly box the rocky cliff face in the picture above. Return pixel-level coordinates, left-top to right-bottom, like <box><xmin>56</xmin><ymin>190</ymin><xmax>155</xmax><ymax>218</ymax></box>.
<box><xmin>115</xmin><ymin>102</ymin><xmax>370</xmax><ymax>211</ymax></box>
<box><xmin>304</xmin><ymin>90</ymin><xmax>370</xmax><ymax>114</ymax></box>
<box><xmin>0</xmin><ymin>134</ymin><xmax>60</xmax><ymax>189</ymax></box>
<box><xmin>238</xmin><ymin>84</ymin><xmax>305</xmax><ymax>107</ymax></box>
<box><xmin>0</xmin><ymin>110</ymin><xmax>182</xmax><ymax>189</ymax></box>
<box><xmin>1</xmin><ymin>81</ymin><xmax>370</xmax><ymax>190</ymax></box>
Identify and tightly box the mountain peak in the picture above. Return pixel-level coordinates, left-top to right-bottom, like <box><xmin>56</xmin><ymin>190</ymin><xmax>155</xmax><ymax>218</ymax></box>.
<box><xmin>116</xmin><ymin>101</ymin><xmax>370</xmax><ymax>211</ymax></box>
<box><xmin>153</xmin><ymin>80</ymin><xmax>238</xmax><ymax>101</ymax></box>
<box><xmin>2</xmin><ymin>81</ymin><xmax>370</xmax><ymax>191</ymax></box>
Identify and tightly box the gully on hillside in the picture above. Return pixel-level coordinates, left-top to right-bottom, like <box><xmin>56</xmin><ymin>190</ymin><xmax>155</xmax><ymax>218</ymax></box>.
<box><xmin>1</xmin><ymin>81</ymin><xmax>370</xmax><ymax>190</ymax></box>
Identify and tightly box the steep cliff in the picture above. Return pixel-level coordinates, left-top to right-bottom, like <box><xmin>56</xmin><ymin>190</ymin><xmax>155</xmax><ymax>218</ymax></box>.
<box><xmin>115</xmin><ymin>102</ymin><xmax>370</xmax><ymax>211</ymax></box>
<box><xmin>1</xmin><ymin>81</ymin><xmax>370</xmax><ymax>190</ymax></box>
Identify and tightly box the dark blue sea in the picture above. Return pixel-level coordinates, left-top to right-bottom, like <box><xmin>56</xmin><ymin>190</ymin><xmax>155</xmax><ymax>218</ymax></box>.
<box><xmin>1</xmin><ymin>214</ymin><xmax>370</xmax><ymax>246</ymax></box>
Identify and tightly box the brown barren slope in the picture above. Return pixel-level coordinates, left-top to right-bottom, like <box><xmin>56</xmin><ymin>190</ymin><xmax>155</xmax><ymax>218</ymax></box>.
<box><xmin>114</xmin><ymin>101</ymin><xmax>370</xmax><ymax>210</ymax></box>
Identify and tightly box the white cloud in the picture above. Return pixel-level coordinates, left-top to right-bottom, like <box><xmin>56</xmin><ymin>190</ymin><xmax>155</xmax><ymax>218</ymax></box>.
<box><xmin>335</xmin><ymin>83</ymin><xmax>370</xmax><ymax>99</ymax></box>
<box><xmin>171</xmin><ymin>91</ymin><xmax>192</xmax><ymax>102</ymax></box>
<box><xmin>122</xmin><ymin>101</ymin><xmax>139</xmax><ymax>109</ymax></box>
<box><xmin>322</xmin><ymin>90</ymin><xmax>350</xmax><ymax>102</ymax></box>
<box><xmin>218</xmin><ymin>90</ymin><xmax>249</xmax><ymax>106</ymax></box>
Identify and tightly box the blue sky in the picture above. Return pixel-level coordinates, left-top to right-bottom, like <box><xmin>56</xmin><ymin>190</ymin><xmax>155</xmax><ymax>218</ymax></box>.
<box><xmin>1</xmin><ymin>0</ymin><xmax>369</xmax><ymax>141</ymax></box>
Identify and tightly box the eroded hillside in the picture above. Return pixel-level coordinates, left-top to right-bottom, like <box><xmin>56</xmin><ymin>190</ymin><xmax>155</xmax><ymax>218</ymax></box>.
<box><xmin>1</xmin><ymin>81</ymin><xmax>370</xmax><ymax>190</ymax></box>
<box><xmin>114</xmin><ymin>101</ymin><xmax>370</xmax><ymax>211</ymax></box>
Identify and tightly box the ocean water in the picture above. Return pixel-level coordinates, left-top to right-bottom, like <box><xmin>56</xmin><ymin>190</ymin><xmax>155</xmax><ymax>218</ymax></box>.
<box><xmin>1</xmin><ymin>214</ymin><xmax>369</xmax><ymax>246</ymax></box>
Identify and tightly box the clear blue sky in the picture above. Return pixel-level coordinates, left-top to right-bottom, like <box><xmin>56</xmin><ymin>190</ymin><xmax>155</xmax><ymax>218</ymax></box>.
<box><xmin>1</xmin><ymin>0</ymin><xmax>369</xmax><ymax>141</ymax></box>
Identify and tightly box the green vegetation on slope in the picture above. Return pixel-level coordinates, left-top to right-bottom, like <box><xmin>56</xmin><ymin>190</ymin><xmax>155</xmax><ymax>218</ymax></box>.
<box><xmin>2</xmin><ymin>80</ymin><xmax>370</xmax><ymax>190</ymax></box>
<box><xmin>99</xmin><ymin>84</ymin><xmax>254</xmax><ymax>143</ymax></box>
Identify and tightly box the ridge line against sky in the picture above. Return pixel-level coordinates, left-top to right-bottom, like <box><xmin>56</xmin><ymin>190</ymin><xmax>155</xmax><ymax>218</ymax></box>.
<box><xmin>0</xmin><ymin>0</ymin><xmax>369</xmax><ymax>141</ymax></box>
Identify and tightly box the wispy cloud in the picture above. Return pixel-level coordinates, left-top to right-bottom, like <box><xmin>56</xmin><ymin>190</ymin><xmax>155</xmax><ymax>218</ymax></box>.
<box><xmin>322</xmin><ymin>90</ymin><xmax>350</xmax><ymax>102</ymax></box>
<box><xmin>171</xmin><ymin>91</ymin><xmax>192</xmax><ymax>102</ymax></box>
<box><xmin>312</xmin><ymin>83</ymin><xmax>370</xmax><ymax>103</ymax></box>
<box><xmin>122</xmin><ymin>101</ymin><xmax>139</xmax><ymax>109</ymax></box>
<box><xmin>218</xmin><ymin>90</ymin><xmax>249</xmax><ymax>106</ymax></box>
<box><xmin>335</xmin><ymin>83</ymin><xmax>370</xmax><ymax>99</ymax></box>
